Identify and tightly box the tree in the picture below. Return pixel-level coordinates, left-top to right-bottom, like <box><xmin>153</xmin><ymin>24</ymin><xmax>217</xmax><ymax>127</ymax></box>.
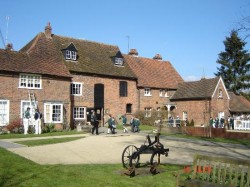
<box><xmin>215</xmin><ymin>30</ymin><xmax>250</xmax><ymax>94</ymax></box>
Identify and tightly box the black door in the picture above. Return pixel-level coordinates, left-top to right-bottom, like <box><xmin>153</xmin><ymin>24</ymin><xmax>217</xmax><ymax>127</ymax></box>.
<box><xmin>94</xmin><ymin>84</ymin><xmax>104</xmax><ymax>120</ymax></box>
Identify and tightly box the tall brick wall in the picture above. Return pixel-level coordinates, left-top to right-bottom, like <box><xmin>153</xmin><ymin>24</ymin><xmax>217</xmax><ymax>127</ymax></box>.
<box><xmin>0</xmin><ymin>73</ymin><xmax>71</xmax><ymax>127</ymax></box>
<box><xmin>72</xmin><ymin>75</ymin><xmax>138</xmax><ymax>120</ymax></box>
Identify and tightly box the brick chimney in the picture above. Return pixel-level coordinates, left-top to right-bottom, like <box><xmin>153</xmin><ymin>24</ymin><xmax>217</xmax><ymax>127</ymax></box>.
<box><xmin>153</xmin><ymin>54</ymin><xmax>162</xmax><ymax>60</ymax></box>
<box><xmin>45</xmin><ymin>22</ymin><xmax>52</xmax><ymax>39</ymax></box>
<box><xmin>5</xmin><ymin>43</ymin><xmax>13</xmax><ymax>50</ymax></box>
<box><xmin>128</xmin><ymin>49</ymin><xmax>138</xmax><ymax>56</ymax></box>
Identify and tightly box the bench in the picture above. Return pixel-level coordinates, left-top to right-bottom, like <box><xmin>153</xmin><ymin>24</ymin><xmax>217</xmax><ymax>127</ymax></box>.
<box><xmin>175</xmin><ymin>154</ymin><xmax>250</xmax><ymax>187</ymax></box>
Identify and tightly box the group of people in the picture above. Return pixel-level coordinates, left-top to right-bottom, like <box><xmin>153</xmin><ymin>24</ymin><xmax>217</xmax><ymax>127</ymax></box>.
<box><xmin>23</xmin><ymin>107</ymin><xmax>42</xmax><ymax>134</ymax></box>
<box><xmin>90</xmin><ymin>111</ymin><xmax>141</xmax><ymax>135</ymax></box>
<box><xmin>209</xmin><ymin>116</ymin><xmax>234</xmax><ymax>129</ymax></box>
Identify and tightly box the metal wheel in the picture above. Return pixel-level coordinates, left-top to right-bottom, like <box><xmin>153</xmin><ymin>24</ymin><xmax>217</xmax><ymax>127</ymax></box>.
<box><xmin>129</xmin><ymin>151</ymin><xmax>140</xmax><ymax>168</ymax></box>
<box><xmin>121</xmin><ymin>145</ymin><xmax>139</xmax><ymax>168</ymax></box>
<box><xmin>150</xmin><ymin>151</ymin><xmax>161</xmax><ymax>166</ymax></box>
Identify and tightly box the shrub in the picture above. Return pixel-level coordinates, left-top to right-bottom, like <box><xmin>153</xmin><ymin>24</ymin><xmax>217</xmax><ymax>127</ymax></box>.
<box><xmin>6</xmin><ymin>118</ymin><xmax>23</xmax><ymax>134</ymax></box>
<box><xmin>42</xmin><ymin>123</ymin><xmax>55</xmax><ymax>133</ymax></box>
<box><xmin>186</xmin><ymin>119</ymin><xmax>195</xmax><ymax>126</ymax></box>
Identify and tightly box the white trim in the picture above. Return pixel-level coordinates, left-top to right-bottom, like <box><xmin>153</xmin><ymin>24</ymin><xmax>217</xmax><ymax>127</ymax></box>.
<box><xmin>144</xmin><ymin>88</ymin><xmax>152</xmax><ymax>96</ymax></box>
<box><xmin>212</xmin><ymin>77</ymin><xmax>230</xmax><ymax>99</ymax></box>
<box><xmin>0</xmin><ymin>100</ymin><xmax>9</xmax><ymax>126</ymax></box>
<box><xmin>19</xmin><ymin>73</ymin><xmax>42</xmax><ymax>89</ymax></box>
<box><xmin>73</xmin><ymin>107</ymin><xmax>86</xmax><ymax>120</ymax></box>
<box><xmin>71</xmin><ymin>82</ymin><xmax>83</xmax><ymax>96</ymax></box>
<box><xmin>44</xmin><ymin>103</ymin><xmax>63</xmax><ymax>123</ymax></box>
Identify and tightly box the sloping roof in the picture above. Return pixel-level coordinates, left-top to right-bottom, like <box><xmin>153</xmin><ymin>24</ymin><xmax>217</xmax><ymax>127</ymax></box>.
<box><xmin>229</xmin><ymin>92</ymin><xmax>250</xmax><ymax>113</ymax></box>
<box><xmin>171</xmin><ymin>77</ymin><xmax>220</xmax><ymax>100</ymax></box>
<box><xmin>124</xmin><ymin>54</ymin><xmax>183</xmax><ymax>89</ymax></box>
<box><xmin>21</xmin><ymin>32</ymin><xmax>137</xmax><ymax>79</ymax></box>
<box><xmin>0</xmin><ymin>42</ymin><xmax>71</xmax><ymax>77</ymax></box>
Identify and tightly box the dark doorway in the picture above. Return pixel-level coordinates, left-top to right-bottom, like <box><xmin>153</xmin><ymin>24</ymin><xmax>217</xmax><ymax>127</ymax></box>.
<box><xmin>94</xmin><ymin>84</ymin><xmax>104</xmax><ymax>121</ymax></box>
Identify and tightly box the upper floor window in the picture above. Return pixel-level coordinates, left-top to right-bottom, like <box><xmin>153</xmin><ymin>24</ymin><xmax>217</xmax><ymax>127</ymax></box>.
<box><xmin>165</xmin><ymin>90</ymin><xmax>169</xmax><ymax>97</ymax></box>
<box><xmin>218</xmin><ymin>89</ymin><xmax>223</xmax><ymax>98</ymax></box>
<box><xmin>120</xmin><ymin>81</ymin><xmax>127</xmax><ymax>97</ymax></box>
<box><xmin>66</xmin><ymin>50</ymin><xmax>77</xmax><ymax>60</ymax></box>
<box><xmin>114</xmin><ymin>57</ymin><xmax>124</xmax><ymax>66</ymax></box>
<box><xmin>159</xmin><ymin>89</ymin><xmax>163</xmax><ymax>97</ymax></box>
<box><xmin>71</xmin><ymin>82</ymin><xmax>82</xmax><ymax>96</ymax></box>
<box><xmin>19</xmin><ymin>74</ymin><xmax>41</xmax><ymax>89</ymax></box>
<box><xmin>73</xmin><ymin>107</ymin><xmax>86</xmax><ymax>120</ymax></box>
<box><xmin>144</xmin><ymin>88</ymin><xmax>151</xmax><ymax>96</ymax></box>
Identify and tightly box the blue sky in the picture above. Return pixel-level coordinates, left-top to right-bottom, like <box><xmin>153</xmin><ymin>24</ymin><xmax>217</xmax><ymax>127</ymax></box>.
<box><xmin>0</xmin><ymin>0</ymin><xmax>249</xmax><ymax>81</ymax></box>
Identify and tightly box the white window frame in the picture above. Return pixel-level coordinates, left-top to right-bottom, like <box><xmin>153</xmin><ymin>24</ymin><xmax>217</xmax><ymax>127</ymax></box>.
<box><xmin>218</xmin><ymin>89</ymin><xmax>223</xmax><ymax>98</ymax></box>
<box><xmin>114</xmin><ymin>57</ymin><xmax>124</xmax><ymax>66</ymax></box>
<box><xmin>145</xmin><ymin>107</ymin><xmax>152</xmax><ymax>117</ymax></box>
<box><xmin>165</xmin><ymin>89</ymin><xmax>169</xmax><ymax>97</ymax></box>
<box><xmin>44</xmin><ymin>103</ymin><xmax>63</xmax><ymax>123</ymax></box>
<box><xmin>73</xmin><ymin>107</ymin><xmax>86</xmax><ymax>120</ymax></box>
<box><xmin>19</xmin><ymin>74</ymin><xmax>42</xmax><ymax>89</ymax></box>
<box><xmin>183</xmin><ymin>111</ymin><xmax>188</xmax><ymax>120</ymax></box>
<box><xmin>159</xmin><ymin>89</ymin><xmax>163</xmax><ymax>97</ymax></box>
<box><xmin>20</xmin><ymin>100</ymin><xmax>37</xmax><ymax>119</ymax></box>
<box><xmin>144</xmin><ymin>88</ymin><xmax>151</xmax><ymax>96</ymax></box>
<box><xmin>66</xmin><ymin>50</ymin><xmax>77</xmax><ymax>60</ymax></box>
<box><xmin>71</xmin><ymin>82</ymin><xmax>83</xmax><ymax>96</ymax></box>
<box><xmin>0</xmin><ymin>100</ymin><xmax>9</xmax><ymax>126</ymax></box>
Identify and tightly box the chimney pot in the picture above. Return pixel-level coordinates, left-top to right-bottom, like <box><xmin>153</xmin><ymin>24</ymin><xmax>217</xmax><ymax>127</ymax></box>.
<box><xmin>128</xmin><ymin>49</ymin><xmax>138</xmax><ymax>56</ymax></box>
<box><xmin>5</xmin><ymin>43</ymin><xmax>13</xmax><ymax>50</ymax></box>
<box><xmin>153</xmin><ymin>54</ymin><xmax>162</xmax><ymax>60</ymax></box>
<box><xmin>45</xmin><ymin>22</ymin><xmax>52</xmax><ymax>39</ymax></box>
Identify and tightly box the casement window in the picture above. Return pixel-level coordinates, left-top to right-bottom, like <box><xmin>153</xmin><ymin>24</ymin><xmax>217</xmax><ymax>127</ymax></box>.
<box><xmin>165</xmin><ymin>90</ymin><xmax>169</xmax><ymax>97</ymax></box>
<box><xmin>71</xmin><ymin>82</ymin><xmax>82</xmax><ymax>96</ymax></box>
<box><xmin>120</xmin><ymin>81</ymin><xmax>128</xmax><ymax>97</ymax></box>
<box><xmin>145</xmin><ymin>107</ymin><xmax>152</xmax><ymax>117</ymax></box>
<box><xmin>183</xmin><ymin>111</ymin><xmax>188</xmax><ymax>120</ymax></box>
<box><xmin>20</xmin><ymin>100</ymin><xmax>37</xmax><ymax>119</ymax></box>
<box><xmin>144</xmin><ymin>88</ymin><xmax>151</xmax><ymax>96</ymax></box>
<box><xmin>159</xmin><ymin>89</ymin><xmax>163</xmax><ymax>97</ymax></box>
<box><xmin>44</xmin><ymin>103</ymin><xmax>63</xmax><ymax>123</ymax></box>
<box><xmin>126</xmin><ymin>103</ymin><xmax>132</xmax><ymax>114</ymax></box>
<box><xmin>114</xmin><ymin>57</ymin><xmax>124</xmax><ymax>66</ymax></box>
<box><xmin>73</xmin><ymin>107</ymin><xmax>86</xmax><ymax>120</ymax></box>
<box><xmin>19</xmin><ymin>74</ymin><xmax>42</xmax><ymax>89</ymax></box>
<box><xmin>218</xmin><ymin>89</ymin><xmax>223</xmax><ymax>98</ymax></box>
<box><xmin>66</xmin><ymin>50</ymin><xmax>77</xmax><ymax>60</ymax></box>
<box><xmin>0</xmin><ymin>100</ymin><xmax>9</xmax><ymax>126</ymax></box>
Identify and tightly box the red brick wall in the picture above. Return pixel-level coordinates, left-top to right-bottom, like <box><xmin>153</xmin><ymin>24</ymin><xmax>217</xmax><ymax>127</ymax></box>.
<box><xmin>72</xmin><ymin>75</ymin><xmax>138</xmax><ymax>119</ymax></box>
<box><xmin>0</xmin><ymin>73</ymin><xmax>71</xmax><ymax>127</ymax></box>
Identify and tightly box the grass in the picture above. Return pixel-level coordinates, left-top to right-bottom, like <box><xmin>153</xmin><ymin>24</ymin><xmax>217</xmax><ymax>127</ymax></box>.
<box><xmin>0</xmin><ymin>147</ymin><xmax>182</xmax><ymax>187</ymax></box>
<box><xmin>14</xmin><ymin>137</ymin><xmax>84</xmax><ymax>147</ymax></box>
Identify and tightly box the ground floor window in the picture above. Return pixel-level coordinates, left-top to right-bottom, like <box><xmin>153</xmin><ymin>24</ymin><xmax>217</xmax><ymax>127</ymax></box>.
<box><xmin>0</xmin><ymin>100</ymin><xmax>9</xmax><ymax>126</ymax></box>
<box><xmin>44</xmin><ymin>103</ymin><xmax>63</xmax><ymax>123</ymax></box>
<box><xmin>183</xmin><ymin>111</ymin><xmax>188</xmax><ymax>120</ymax></box>
<box><xmin>21</xmin><ymin>100</ymin><xmax>37</xmax><ymax>119</ymax></box>
<box><xmin>73</xmin><ymin>107</ymin><xmax>86</xmax><ymax>120</ymax></box>
<box><xmin>126</xmin><ymin>104</ymin><xmax>132</xmax><ymax>114</ymax></box>
<box><xmin>145</xmin><ymin>107</ymin><xmax>152</xmax><ymax>117</ymax></box>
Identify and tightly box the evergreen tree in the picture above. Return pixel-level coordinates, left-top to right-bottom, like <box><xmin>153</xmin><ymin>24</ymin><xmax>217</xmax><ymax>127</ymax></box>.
<box><xmin>215</xmin><ymin>30</ymin><xmax>250</xmax><ymax>94</ymax></box>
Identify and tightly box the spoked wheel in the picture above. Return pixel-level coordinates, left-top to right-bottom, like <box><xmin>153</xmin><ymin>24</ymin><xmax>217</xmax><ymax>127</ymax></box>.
<box><xmin>150</xmin><ymin>151</ymin><xmax>161</xmax><ymax>166</ymax></box>
<box><xmin>122</xmin><ymin>145</ymin><xmax>139</xmax><ymax>168</ymax></box>
<box><xmin>129</xmin><ymin>151</ymin><xmax>140</xmax><ymax>168</ymax></box>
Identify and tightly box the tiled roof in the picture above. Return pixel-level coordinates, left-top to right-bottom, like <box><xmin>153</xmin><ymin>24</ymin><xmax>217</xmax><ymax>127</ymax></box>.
<box><xmin>229</xmin><ymin>92</ymin><xmax>250</xmax><ymax>112</ymax></box>
<box><xmin>20</xmin><ymin>32</ymin><xmax>137</xmax><ymax>79</ymax></box>
<box><xmin>124</xmin><ymin>54</ymin><xmax>183</xmax><ymax>89</ymax></box>
<box><xmin>171</xmin><ymin>77</ymin><xmax>220</xmax><ymax>100</ymax></box>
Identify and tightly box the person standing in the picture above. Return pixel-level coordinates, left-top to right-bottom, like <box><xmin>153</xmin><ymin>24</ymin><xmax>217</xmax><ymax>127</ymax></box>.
<box><xmin>121</xmin><ymin>114</ymin><xmax>128</xmax><ymax>133</ymax></box>
<box><xmin>91</xmin><ymin>110</ymin><xmax>99</xmax><ymax>135</ymax></box>
<box><xmin>34</xmin><ymin>109</ymin><xmax>42</xmax><ymax>134</ymax></box>
<box><xmin>23</xmin><ymin>107</ymin><xmax>31</xmax><ymax>135</ymax></box>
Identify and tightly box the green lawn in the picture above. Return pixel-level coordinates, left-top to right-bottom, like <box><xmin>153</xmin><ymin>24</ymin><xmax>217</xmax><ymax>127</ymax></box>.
<box><xmin>14</xmin><ymin>137</ymin><xmax>84</xmax><ymax>147</ymax></box>
<box><xmin>0</xmin><ymin>147</ymin><xmax>182</xmax><ymax>187</ymax></box>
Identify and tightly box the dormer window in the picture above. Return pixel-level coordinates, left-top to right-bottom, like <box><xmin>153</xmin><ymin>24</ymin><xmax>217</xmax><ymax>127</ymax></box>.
<box><xmin>114</xmin><ymin>57</ymin><xmax>124</xmax><ymax>66</ymax></box>
<box><xmin>62</xmin><ymin>43</ymin><xmax>78</xmax><ymax>61</ymax></box>
<box><xmin>66</xmin><ymin>50</ymin><xmax>77</xmax><ymax>60</ymax></box>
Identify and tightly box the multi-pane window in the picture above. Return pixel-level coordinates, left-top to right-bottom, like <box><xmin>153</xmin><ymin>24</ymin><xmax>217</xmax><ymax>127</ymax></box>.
<box><xmin>144</xmin><ymin>88</ymin><xmax>151</xmax><ymax>96</ymax></box>
<box><xmin>126</xmin><ymin>104</ymin><xmax>132</xmax><ymax>114</ymax></box>
<box><xmin>66</xmin><ymin>50</ymin><xmax>77</xmax><ymax>60</ymax></box>
<box><xmin>21</xmin><ymin>100</ymin><xmax>37</xmax><ymax>119</ymax></box>
<box><xmin>114</xmin><ymin>57</ymin><xmax>124</xmax><ymax>66</ymax></box>
<box><xmin>145</xmin><ymin>107</ymin><xmax>152</xmax><ymax>117</ymax></box>
<box><xmin>159</xmin><ymin>89</ymin><xmax>163</xmax><ymax>97</ymax></box>
<box><xmin>73</xmin><ymin>107</ymin><xmax>86</xmax><ymax>119</ymax></box>
<box><xmin>44</xmin><ymin>103</ymin><xmax>63</xmax><ymax>123</ymax></box>
<box><xmin>183</xmin><ymin>111</ymin><xmax>188</xmax><ymax>120</ymax></box>
<box><xmin>120</xmin><ymin>81</ymin><xmax>127</xmax><ymax>97</ymax></box>
<box><xmin>165</xmin><ymin>90</ymin><xmax>169</xmax><ymax>97</ymax></box>
<box><xmin>19</xmin><ymin>74</ymin><xmax>41</xmax><ymax>89</ymax></box>
<box><xmin>218</xmin><ymin>89</ymin><xmax>223</xmax><ymax>98</ymax></box>
<box><xmin>71</xmin><ymin>82</ymin><xmax>82</xmax><ymax>96</ymax></box>
<box><xmin>0</xmin><ymin>100</ymin><xmax>9</xmax><ymax>126</ymax></box>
